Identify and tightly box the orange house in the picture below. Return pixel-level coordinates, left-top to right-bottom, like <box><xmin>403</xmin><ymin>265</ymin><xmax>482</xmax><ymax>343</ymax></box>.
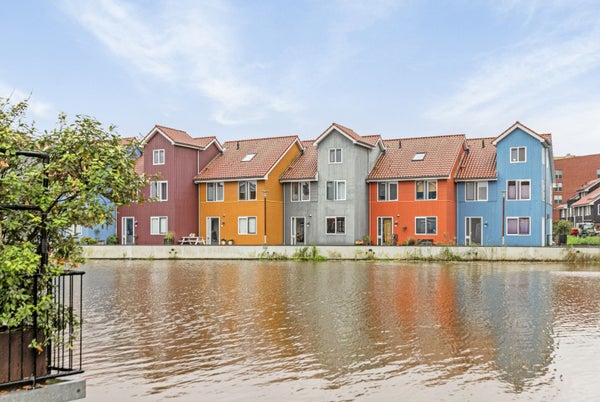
<box><xmin>194</xmin><ymin>136</ymin><xmax>303</xmax><ymax>245</ymax></box>
<box><xmin>367</xmin><ymin>135</ymin><xmax>466</xmax><ymax>245</ymax></box>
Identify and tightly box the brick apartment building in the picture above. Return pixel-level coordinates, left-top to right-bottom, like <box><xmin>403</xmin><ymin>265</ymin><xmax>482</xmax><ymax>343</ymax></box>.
<box><xmin>553</xmin><ymin>153</ymin><xmax>600</xmax><ymax>221</ymax></box>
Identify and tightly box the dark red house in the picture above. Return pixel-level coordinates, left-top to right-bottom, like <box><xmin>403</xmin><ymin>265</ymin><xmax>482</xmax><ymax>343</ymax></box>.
<box><xmin>117</xmin><ymin>125</ymin><xmax>222</xmax><ymax>245</ymax></box>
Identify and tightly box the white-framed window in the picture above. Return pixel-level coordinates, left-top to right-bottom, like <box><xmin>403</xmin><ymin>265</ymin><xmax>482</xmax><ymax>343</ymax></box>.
<box><xmin>555</xmin><ymin>169</ymin><xmax>563</xmax><ymax>179</ymax></box>
<box><xmin>329</xmin><ymin>148</ymin><xmax>342</xmax><ymax>164</ymax></box>
<box><xmin>598</xmin><ymin>204</ymin><xmax>600</xmax><ymax>215</ymax></box>
<box><xmin>326</xmin><ymin>216</ymin><xmax>346</xmax><ymax>234</ymax></box>
<box><xmin>238</xmin><ymin>180</ymin><xmax>257</xmax><ymax>200</ymax></box>
<box><xmin>416</xmin><ymin>180</ymin><xmax>437</xmax><ymax>200</ymax></box>
<box><xmin>465</xmin><ymin>181</ymin><xmax>488</xmax><ymax>201</ymax></box>
<box><xmin>597</xmin><ymin>169</ymin><xmax>600</xmax><ymax>179</ymax></box>
<box><xmin>241</xmin><ymin>153</ymin><xmax>256</xmax><ymax>162</ymax></box>
<box><xmin>507</xmin><ymin>180</ymin><xmax>530</xmax><ymax>200</ymax></box>
<box><xmin>506</xmin><ymin>217</ymin><xmax>530</xmax><ymax>235</ymax></box>
<box><xmin>585</xmin><ymin>206</ymin><xmax>592</xmax><ymax>216</ymax></box>
<box><xmin>412</xmin><ymin>152</ymin><xmax>426</xmax><ymax>161</ymax></box>
<box><xmin>153</xmin><ymin>149</ymin><xmax>165</xmax><ymax>165</ymax></box>
<box><xmin>510</xmin><ymin>146</ymin><xmax>526</xmax><ymax>163</ymax></box>
<box><xmin>238</xmin><ymin>216</ymin><xmax>257</xmax><ymax>235</ymax></box>
<box><xmin>378</xmin><ymin>182</ymin><xmax>398</xmax><ymax>201</ymax></box>
<box><xmin>207</xmin><ymin>182</ymin><xmax>224</xmax><ymax>202</ymax></box>
<box><xmin>554</xmin><ymin>195</ymin><xmax>563</xmax><ymax>204</ymax></box>
<box><xmin>554</xmin><ymin>182</ymin><xmax>563</xmax><ymax>192</ymax></box>
<box><xmin>150</xmin><ymin>216</ymin><xmax>168</xmax><ymax>235</ymax></box>
<box><xmin>291</xmin><ymin>181</ymin><xmax>310</xmax><ymax>202</ymax></box>
<box><xmin>416</xmin><ymin>216</ymin><xmax>437</xmax><ymax>235</ymax></box>
<box><xmin>326</xmin><ymin>180</ymin><xmax>346</xmax><ymax>200</ymax></box>
<box><xmin>150</xmin><ymin>181</ymin><xmax>168</xmax><ymax>201</ymax></box>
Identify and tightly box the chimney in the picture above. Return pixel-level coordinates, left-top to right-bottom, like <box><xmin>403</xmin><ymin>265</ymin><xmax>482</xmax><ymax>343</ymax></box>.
<box><xmin>398</xmin><ymin>140</ymin><xmax>401</xmax><ymax>149</ymax></box>
<box><xmin>482</xmin><ymin>139</ymin><xmax>485</xmax><ymax>148</ymax></box>
<box><xmin>236</xmin><ymin>141</ymin><xmax>239</xmax><ymax>150</ymax></box>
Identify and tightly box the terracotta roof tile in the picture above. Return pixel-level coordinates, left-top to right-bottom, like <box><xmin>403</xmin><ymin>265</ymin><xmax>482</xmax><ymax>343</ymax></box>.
<box><xmin>280</xmin><ymin>140</ymin><xmax>317</xmax><ymax>181</ymax></box>
<box><xmin>195</xmin><ymin>136</ymin><xmax>300</xmax><ymax>181</ymax></box>
<box><xmin>576</xmin><ymin>178</ymin><xmax>600</xmax><ymax>193</ymax></box>
<box><xmin>572</xmin><ymin>186</ymin><xmax>600</xmax><ymax>207</ymax></box>
<box><xmin>315</xmin><ymin>123</ymin><xmax>378</xmax><ymax>148</ymax></box>
<box><xmin>192</xmin><ymin>136</ymin><xmax>219</xmax><ymax>149</ymax></box>
<box><xmin>154</xmin><ymin>125</ymin><xmax>197</xmax><ymax>146</ymax></box>
<box><xmin>368</xmin><ymin>134</ymin><xmax>465</xmax><ymax>180</ymax></box>
<box><xmin>134</xmin><ymin>156</ymin><xmax>144</xmax><ymax>176</ymax></box>
<box><xmin>455</xmin><ymin>138</ymin><xmax>497</xmax><ymax>180</ymax></box>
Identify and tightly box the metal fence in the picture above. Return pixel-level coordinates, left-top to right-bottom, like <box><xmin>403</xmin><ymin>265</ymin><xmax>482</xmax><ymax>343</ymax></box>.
<box><xmin>0</xmin><ymin>270</ymin><xmax>84</xmax><ymax>389</ymax></box>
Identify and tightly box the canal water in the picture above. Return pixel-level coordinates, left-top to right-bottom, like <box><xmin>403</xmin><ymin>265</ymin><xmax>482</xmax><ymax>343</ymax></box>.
<box><xmin>80</xmin><ymin>260</ymin><xmax>600</xmax><ymax>401</ymax></box>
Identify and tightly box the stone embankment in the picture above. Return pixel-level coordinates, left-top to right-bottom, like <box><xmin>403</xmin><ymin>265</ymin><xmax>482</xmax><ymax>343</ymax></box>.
<box><xmin>83</xmin><ymin>245</ymin><xmax>600</xmax><ymax>262</ymax></box>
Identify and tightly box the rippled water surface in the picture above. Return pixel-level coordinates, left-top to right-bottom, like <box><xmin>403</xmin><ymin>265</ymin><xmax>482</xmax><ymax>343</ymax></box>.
<box><xmin>80</xmin><ymin>260</ymin><xmax>600</xmax><ymax>401</ymax></box>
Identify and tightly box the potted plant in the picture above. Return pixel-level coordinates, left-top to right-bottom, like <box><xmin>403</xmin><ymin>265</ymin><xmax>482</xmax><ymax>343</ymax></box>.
<box><xmin>227</xmin><ymin>239</ymin><xmax>234</xmax><ymax>245</ymax></box>
<box><xmin>221</xmin><ymin>238</ymin><xmax>227</xmax><ymax>245</ymax></box>
<box><xmin>163</xmin><ymin>231</ymin><xmax>175</xmax><ymax>245</ymax></box>
<box><xmin>363</xmin><ymin>235</ymin><xmax>371</xmax><ymax>246</ymax></box>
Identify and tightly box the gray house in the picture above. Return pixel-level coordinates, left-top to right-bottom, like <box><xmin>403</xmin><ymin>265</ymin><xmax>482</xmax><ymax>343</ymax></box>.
<box><xmin>281</xmin><ymin>123</ymin><xmax>384</xmax><ymax>245</ymax></box>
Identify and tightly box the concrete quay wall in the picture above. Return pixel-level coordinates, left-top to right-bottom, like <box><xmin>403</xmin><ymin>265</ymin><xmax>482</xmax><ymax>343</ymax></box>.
<box><xmin>83</xmin><ymin>245</ymin><xmax>600</xmax><ymax>262</ymax></box>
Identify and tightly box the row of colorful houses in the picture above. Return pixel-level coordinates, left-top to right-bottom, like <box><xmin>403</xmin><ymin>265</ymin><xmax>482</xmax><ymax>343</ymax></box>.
<box><xmin>112</xmin><ymin>121</ymin><xmax>554</xmax><ymax>247</ymax></box>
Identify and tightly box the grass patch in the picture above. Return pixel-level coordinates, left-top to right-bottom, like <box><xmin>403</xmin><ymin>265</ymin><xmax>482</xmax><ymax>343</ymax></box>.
<box><xmin>567</xmin><ymin>235</ymin><xmax>600</xmax><ymax>246</ymax></box>
<box><xmin>292</xmin><ymin>245</ymin><xmax>327</xmax><ymax>261</ymax></box>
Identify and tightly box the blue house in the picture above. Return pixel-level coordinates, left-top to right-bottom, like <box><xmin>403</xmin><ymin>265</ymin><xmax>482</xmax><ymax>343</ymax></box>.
<box><xmin>457</xmin><ymin>122</ymin><xmax>554</xmax><ymax>246</ymax></box>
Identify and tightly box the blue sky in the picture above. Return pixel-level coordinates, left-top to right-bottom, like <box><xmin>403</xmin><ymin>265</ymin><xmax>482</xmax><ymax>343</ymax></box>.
<box><xmin>2</xmin><ymin>1</ymin><xmax>599</xmax><ymax>156</ymax></box>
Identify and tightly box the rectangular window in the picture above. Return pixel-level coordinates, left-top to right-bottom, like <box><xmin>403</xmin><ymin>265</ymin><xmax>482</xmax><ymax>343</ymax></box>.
<box><xmin>378</xmin><ymin>182</ymin><xmax>398</xmax><ymax>201</ymax></box>
<box><xmin>207</xmin><ymin>182</ymin><xmax>224</xmax><ymax>202</ymax></box>
<box><xmin>597</xmin><ymin>169</ymin><xmax>600</xmax><ymax>179</ymax></box>
<box><xmin>506</xmin><ymin>217</ymin><xmax>530</xmax><ymax>235</ymax></box>
<box><xmin>555</xmin><ymin>169</ymin><xmax>563</xmax><ymax>179</ymax></box>
<box><xmin>326</xmin><ymin>180</ymin><xmax>346</xmax><ymax>200</ymax></box>
<box><xmin>238</xmin><ymin>216</ymin><xmax>257</xmax><ymax>235</ymax></box>
<box><xmin>153</xmin><ymin>149</ymin><xmax>165</xmax><ymax>165</ymax></box>
<box><xmin>554</xmin><ymin>182</ymin><xmax>563</xmax><ymax>192</ymax></box>
<box><xmin>465</xmin><ymin>181</ymin><xmax>488</xmax><ymax>201</ymax></box>
<box><xmin>329</xmin><ymin>148</ymin><xmax>342</xmax><ymax>164</ymax></box>
<box><xmin>510</xmin><ymin>146</ymin><xmax>526</xmax><ymax>163</ymax></box>
<box><xmin>238</xmin><ymin>180</ymin><xmax>257</xmax><ymax>200</ymax></box>
<box><xmin>507</xmin><ymin>180</ymin><xmax>530</xmax><ymax>200</ymax></box>
<box><xmin>150</xmin><ymin>181</ymin><xmax>168</xmax><ymax>201</ymax></box>
<box><xmin>291</xmin><ymin>181</ymin><xmax>310</xmax><ymax>202</ymax></box>
<box><xmin>416</xmin><ymin>180</ymin><xmax>437</xmax><ymax>200</ymax></box>
<box><xmin>554</xmin><ymin>195</ymin><xmax>563</xmax><ymax>204</ymax></box>
<box><xmin>415</xmin><ymin>217</ymin><xmax>437</xmax><ymax>235</ymax></box>
<box><xmin>150</xmin><ymin>216</ymin><xmax>168</xmax><ymax>235</ymax></box>
<box><xmin>326</xmin><ymin>217</ymin><xmax>346</xmax><ymax>234</ymax></box>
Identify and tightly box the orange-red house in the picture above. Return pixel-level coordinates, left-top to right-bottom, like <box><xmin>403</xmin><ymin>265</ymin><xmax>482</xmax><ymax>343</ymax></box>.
<box><xmin>366</xmin><ymin>135</ymin><xmax>467</xmax><ymax>245</ymax></box>
<box><xmin>194</xmin><ymin>136</ymin><xmax>303</xmax><ymax>245</ymax></box>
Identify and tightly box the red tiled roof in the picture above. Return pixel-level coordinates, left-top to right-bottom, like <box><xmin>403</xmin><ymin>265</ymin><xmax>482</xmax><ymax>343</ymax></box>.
<box><xmin>576</xmin><ymin>177</ymin><xmax>600</xmax><ymax>192</ymax></box>
<box><xmin>367</xmin><ymin>134</ymin><xmax>466</xmax><ymax>180</ymax></box>
<box><xmin>192</xmin><ymin>136</ymin><xmax>219</xmax><ymax>149</ymax></box>
<box><xmin>455</xmin><ymin>138</ymin><xmax>497</xmax><ymax>180</ymax></box>
<box><xmin>142</xmin><ymin>125</ymin><xmax>220</xmax><ymax>150</ymax></box>
<box><xmin>314</xmin><ymin>123</ymin><xmax>378</xmax><ymax>149</ymax></box>
<box><xmin>280</xmin><ymin>140</ymin><xmax>317</xmax><ymax>181</ymax></box>
<box><xmin>194</xmin><ymin>136</ymin><xmax>301</xmax><ymax>181</ymax></box>
<box><xmin>572</xmin><ymin>186</ymin><xmax>600</xmax><ymax>207</ymax></box>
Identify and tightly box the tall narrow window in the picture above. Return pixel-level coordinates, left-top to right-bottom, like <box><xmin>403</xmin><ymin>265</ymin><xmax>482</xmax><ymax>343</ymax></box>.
<box><xmin>153</xmin><ymin>149</ymin><xmax>165</xmax><ymax>165</ymax></box>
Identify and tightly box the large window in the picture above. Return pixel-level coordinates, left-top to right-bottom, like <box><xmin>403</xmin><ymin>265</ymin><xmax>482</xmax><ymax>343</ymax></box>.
<box><xmin>207</xmin><ymin>182</ymin><xmax>224</xmax><ymax>202</ymax></box>
<box><xmin>465</xmin><ymin>181</ymin><xmax>488</xmax><ymax>201</ymax></box>
<box><xmin>326</xmin><ymin>180</ymin><xmax>346</xmax><ymax>200</ymax></box>
<box><xmin>291</xmin><ymin>181</ymin><xmax>310</xmax><ymax>202</ymax></box>
<box><xmin>416</xmin><ymin>217</ymin><xmax>437</xmax><ymax>235</ymax></box>
<box><xmin>150</xmin><ymin>181</ymin><xmax>168</xmax><ymax>201</ymax></box>
<box><xmin>153</xmin><ymin>149</ymin><xmax>165</xmax><ymax>165</ymax></box>
<box><xmin>510</xmin><ymin>146</ymin><xmax>526</xmax><ymax>163</ymax></box>
<box><xmin>329</xmin><ymin>148</ymin><xmax>342</xmax><ymax>164</ymax></box>
<box><xmin>326</xmin><ymin>217</ymin><xmax>346</xmax><ymax>234</ymax></box>
<box><xmin>507</xmin><ymin>180</ymin><xmax>530</xmax><ymax>200</ymax></box>
<box><xmin>506</xmin><ymin>217</ymin><xmax>530</xmax><ymax>235</ymax></box>
<box><xmin>150</xmin><ymin>216</ymin><xmax>168</xmax><ymax>235</ymax></box>
<box><xmin>238</xmin><ymin>216</ymin><xmax>257</xmax><ymax>235</ymax></box>
<box><xmin>378</xmin><ymin>182</ymin><xmax>398</xmax><ymax>201</ymax></box>
<box><xmin>238</xmin><ymin>180</ymin><xmax>257</xmax><ymax>200</ymax></box>
<box><xmin>416</xmin><ymin>180</ymin><xmax>437</xmax><ymax>200</ymax></box>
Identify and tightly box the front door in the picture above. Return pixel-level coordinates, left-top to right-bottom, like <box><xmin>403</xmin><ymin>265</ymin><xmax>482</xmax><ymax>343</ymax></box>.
<box><xmin>377</xmin><ymin>217</ymin><xmax>393</xmax><ymax>245</ymax></box>
<box><xmin>291</xmin><ymin>217</ymin><xmax>305</xmax><ymax>245</ymax></box>
<box><xmin>122</xmin><ymin>217</ymin><xmax>135</xmax><ymax>245</ymax></box>
<box><xmin>466</xmin><ymin>217</ymin><xmax>482</xmax><ymax>245</ymax></box>
<box><xmin>206</xmin><ymin>217</ymin><xmax>220</xmax><ymax>245</ymax></box>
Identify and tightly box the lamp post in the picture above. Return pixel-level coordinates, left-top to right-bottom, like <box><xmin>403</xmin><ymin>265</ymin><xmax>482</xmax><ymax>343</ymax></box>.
<box><xmin>501</xmin><ymin>190</ymin><xmax>506</xmax><ymax>246</ymax></box>
<box><xmin>262</xmin><ymin>190</ymin><xmax>268</xmax><ymax>248</ymax></box>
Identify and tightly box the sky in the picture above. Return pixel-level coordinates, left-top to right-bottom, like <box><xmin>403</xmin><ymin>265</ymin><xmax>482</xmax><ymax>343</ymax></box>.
<box><xmin>2</xmin><ymin>0</ymin><xmax>600</xmax><ymax>156</ymax></box>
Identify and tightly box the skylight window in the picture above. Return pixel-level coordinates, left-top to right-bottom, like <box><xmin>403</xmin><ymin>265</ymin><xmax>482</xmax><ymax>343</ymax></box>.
<box><xmin>412</xmin><ymin>152</ymin><xmax>426</xmax><ymax>161</ymax></box>
<box><xmin>241</xmin><ymin>153</ymin><xmax>256</xmax><ymax>162</ymax></box>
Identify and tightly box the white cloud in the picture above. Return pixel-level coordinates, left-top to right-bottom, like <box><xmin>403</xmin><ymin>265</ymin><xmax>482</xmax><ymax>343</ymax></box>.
<box><xmin>60</xmin><ymin>0</ymin><xmax>299</xmax><ymax>125</ymax></box>
<box><xmin>0</xmin><ymin>83</ymin><xmax>56</xmax><ymax>121</ymax></box>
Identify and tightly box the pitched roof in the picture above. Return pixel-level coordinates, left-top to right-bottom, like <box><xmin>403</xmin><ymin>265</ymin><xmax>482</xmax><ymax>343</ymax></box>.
<box><xmin>194</xmin><ymin>136</ymin><xmax>301</xmax><ymax>181</ymax></box>
<box><xmin>576</xmin><ymin>178</ymin><xmax>600</xmax><ymax>193</ymax></box>
<box><xmin>367</xmin><ymin>134</ymin><xmax>466</xmax><ymax>181</ymax></box>
<box><xmin>455</xmin><ymin>138</ymin><xmax>497</xmax><ymax>180</ymax></box>
<box><xmin>314</xmin><ymin>123</ymin><xmax>380</xmax><ymax>149</ymax></box>
<box><xmin>280</xmin><ymin>140</ymin><xmax>317</xmax><ymax>181</ymax></box>
<box><xmin>572</xmin><ymin>186</ymin><xmax>600</xmax><ymax>207</ymax></box>
<box><xmin>492</xmin><ymin>121</ymin><xmax>551</xmax><ymax>146</ymax></box>
<box><xmin>141</xmin><ymin>125</ymin><xmax>222</xmax><ymax>151</ymax></box>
